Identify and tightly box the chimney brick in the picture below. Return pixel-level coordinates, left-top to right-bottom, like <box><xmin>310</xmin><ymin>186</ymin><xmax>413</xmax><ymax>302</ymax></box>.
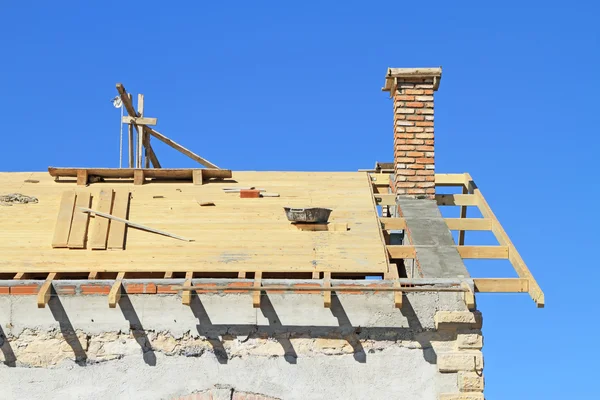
<box><xmin>383</xmin><ymin>67</ymin><xmax>442</xmax><ymax>199</ymax></box>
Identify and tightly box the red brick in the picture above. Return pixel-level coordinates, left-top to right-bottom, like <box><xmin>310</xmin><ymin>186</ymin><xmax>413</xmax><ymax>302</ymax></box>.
<box><xmin>407</xmin><ymin>164</ymin><xmax>425</xmax><ymax>170</ymax></box>
<box><xmin>407</xmin><ymin>176</ymin><xmax>424</xmax><ymax>182</ymax></box>
<box><xmin>55</xmin><ymin>285</ymin><xmax>76</xmax><ymax>295</ymax></box>
<box><xmin>224</xmin><ymin>282</ymin><xmax>253</xmax><ymax>293</ymax></box>
<box><xmin>416</xmin><ymin>182</ymin><xmax>435</xmax><ymax>188</ymax></box>
<box><xmin>407</xmin><ymin>139</ymin><xmax>424</xmax><ymax>145</ymax></box>
<box><xmin>81</xmin><ymin>285</ymin><xmax>111</xmax><ymax>294</ymax></box>
<box><xmin>424</xmin><ymin>89</ymin><xmax>434</xmax><ymax>94</ymax></box>
<box><xmin>397</xmin><ymin>182</ymin><xmax>416</xmax><ymax>188</ymax></box>
<box><xmin>407</xmin><ymin>151</ymin><xmax>425</xmax><ymax>157</ymax></box>
<box><xmin>396</xmin><ymin>145</ymin><xmax>415</xmax><ymax>151</ymax></box>
<box><xmin>416</xmin><ymin>133</ymin><xmax>434</xmax><ymax>139</ymax></box>
<box><xmin>425</xmin><ymin>140</ymin><xmax>434</xmax><ymax>145</ymax></box>
<box><xmin>11</xmin><ymin>284</ymin><xmax>40</xmax><ymax>295</ymax></box>
<box><xmin>416</xmin><ymin>169</ymin><xmax>435</xmax><ymax>175</ymax></box>
<box><xmin>124</xmin><ymin>283</ymin><xmax>145</xmax><ymax>294</ymax></box>
<box><xmin>396</xmin><ymin>157</ymin><xmax>415</xmax><ymax>163</ymax></box>
<box><xmin>416</xmin><ymin>121</ymin><xmax>434</xmax><ymax>127</ymax></box>
<box><xmin>395</xmin><ymin>95</ymin><xmax>414</xmax><ymax>101</ymax></box>
<box><xmin>396</xmin><ymin>133</ymin><xmax>415</xmax><ymax>139</ymax></box>
<box><xmin>292</xmin><ymin>283</ymin><xmax>321</xmax><ymax>294</ymax></box>
<box><xmin>157</xmin><ymin>285</ymin><xmax>178</xmax><ymax>294</ymax></box>
<box><xmin>405</xmin><ymin>89</ymin><xmax>425</xmax><ymax>95</ymax></box>
<box><xmin>416</xmin><ymin>145</ymin><xmax>434</xmax><ymax>151</ymax></box>
<box><xmin>405</xmin><ymin>127</ymin><xmax>424</xmax><ymax>133</ymax></box>
<box><xmin>406</xmin><ymin>102</ymin><xmax>424</xmax><ymax>108</ymax></box>
<box><xmin>406</xmin><ymin>115</ymin><xmax>425</xmax><ymax>121</ymax></box>
<box><xmin>145</xmin><ymin>283</ymin><xmax>157</xmax><ymax>294</ymax></box>
<box><xmin>416</xmin><ymin>158</ymin><xmax>434</xmax><ymax>164</ymax></box>
<box><xmin>194</xmin><ymin>282</ymin><xmax>217</xmax><ymax>294</ymax></box>
<box><xmin>240</xmin><ymin>190</ymin><xmax>260</xmax><ymax>198</ymax></box>
<box><xmin>0</xmin><ymin>287</ymin><xmax>9</xmax><ymax>295</ymax></box>
<box><xmin>397</xmin><ymin>169</ymin><xmax>416</xmax><ymax>176</ymax></box>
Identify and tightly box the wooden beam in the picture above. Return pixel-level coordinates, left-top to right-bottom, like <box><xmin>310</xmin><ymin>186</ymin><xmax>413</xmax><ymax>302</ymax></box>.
<box><xmin>146</xmin><ymin>128</ymin><xmax>219</xmax><ymax>169</ymax></box>
<box><xmin>108</xmin><ymin>272</ymin><xmax>125</xmax><ymax>308</ymax></box>
<box><xmin>137</xmin><ymin>94</ymin><xmax>144</xmax><ymax>168</ymax></box>
<box><xmin>80</xmin><ymin>206</ymin><xmax>193</xmax><ymax>242</ymax></box>
<box><xmin>458</xmin><ymin>186</ymin><xmax>469</xmax><ymax>245</ymax></box>
<box><xmin>77</xmin><ymin>169</ymin><xmax>88</xmax><ymax>186</ymax></box>
<box><xmin>435</xmin><ymin>194</ymin><xmax>478</xmax><ymax>206</ymax></box>
<box><xmin>457</xmin><ymin>246</ymin><xmax>509</xmax><ymax>259</ymax></box>
<box><xmin>473</xmin><ymin>278</ymin><xmax>529</xmax><ymax>293</ymax></box>
<box><xmin>127</xmin><ymin>94</ymin><xmax>134</xmax><ymax>168</ymax></box>
<box><xmin>67</xmin><ymin>192</ymin><xmax>91</xmax><ymax>249</ymax></box>
<box><xmin>37</xmin><ymin>273</ymin><xmax>57</xmax><ymax>308</ymax></box>
<box><xmin>89</xmin><ymin>189</ymin><xmax>114</xmax><ymax>250</ymax></box>
<box><xmin>386</xmin><ymin>245</ymin><xmax>416</xmax><ymax>259</ymax></box>
<box><xmin>444</xmin><ymin>218</ymin><xmax>492</xmax><ymax>231</ymax></box>
<box><xmin>379</xmin><ymin>218</ymin><xmax>407</xmax><ymax>230</ymax></box>
<box><xmin>253</xmin><ymin>272</ymin><xmax>262</xmax><ymax>308</ymax></box>
<box><xmin>434</xmin><ymin>174</ymin><xmax>467</xmax><ymax>186</ymax></box>
<box><xmin>133</xmin><ymin>169</ymin><xmax>145</xmax><ymax>185</ymax></box>
<box><xmin>469</xmin><ymin>174</ymin><xmax>544</xmax><ymax>307</ymax></box>
<box><xmin>192</xmin><ymin>169</ymin><xmax>204</xmax><ymax>185</ymax></box>
<box><xmin>122</xmin><ymin>116</ymin><xmax>157</xmax><ymax>126</ymax></box>
<box><xmin>462</xmin><ymin>282</ymin><xmax>475</xmax><ymax>310</ymax></box>
<box><xmin>88</xmin><ymin>272</ymin><xmax>98</xmax><ymax>279</ymax></box>
<box><xmin>182</xmin><ymin>272</ymin><xmax>193</xmax><ymax>306</ymax></box>
<box><xmin>369</xmin><ymin>173</ymin><xmax>392</xmax><ymax>186</ymax></box>
<box><xmin>116</xmin><ymin>84</ymin><xmax>139</xmax><ymax>118</ymax></box>
<box><xmin>373</xmin><ymin>193</ymin><xmax>395</xmax><ymax>206</ymax></box>
<box><xmin>48</xmin><ymin>167</ymin><xmax>232</xmax><ymax>181</ymax></box>
<box><xmin>52</xmin><ymin>191</ymin><xmax>76</xmax><ymax>248</ymax></box>
<box><xmin>323</xmin><ymin>272</ymin><xmax>332</xmax><ymax>308</ymax></box>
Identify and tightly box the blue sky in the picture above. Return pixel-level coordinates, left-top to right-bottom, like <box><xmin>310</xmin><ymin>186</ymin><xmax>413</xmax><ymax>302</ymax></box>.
<box><xmin>1</xmin><ymin>1</ymin><xmax>598</xmax><ymax>398</ymax></box>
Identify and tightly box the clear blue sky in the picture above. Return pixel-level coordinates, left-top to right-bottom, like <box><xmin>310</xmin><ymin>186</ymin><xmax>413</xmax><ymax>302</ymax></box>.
<box><xmin>1</xmin><ymin>1</ymin><xmax>598</xmax><ymax>398</ymax></box>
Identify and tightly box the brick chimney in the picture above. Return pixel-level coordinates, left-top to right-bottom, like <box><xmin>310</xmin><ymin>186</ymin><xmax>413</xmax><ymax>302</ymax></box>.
<box><xmin>382</xmin><ymin>68</ymin><xmax>442</xmax><ymax>199</ymax></box>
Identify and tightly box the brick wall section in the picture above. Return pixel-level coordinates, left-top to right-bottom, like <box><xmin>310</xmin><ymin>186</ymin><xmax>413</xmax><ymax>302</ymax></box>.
<box><xmin>394</xmin><ymin>78</ymin><xmax>437</xmax><ymax>199</ymax></box>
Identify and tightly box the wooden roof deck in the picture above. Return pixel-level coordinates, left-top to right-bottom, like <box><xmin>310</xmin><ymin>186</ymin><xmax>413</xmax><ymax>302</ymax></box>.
<box><xmin>0</xmin><ymin>171</ymin><xmax>389</xmax><ymax>276</ymax></box>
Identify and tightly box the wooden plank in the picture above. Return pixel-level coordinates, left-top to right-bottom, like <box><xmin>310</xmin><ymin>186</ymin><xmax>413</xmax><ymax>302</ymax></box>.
<box><xmin>434</xmin><ymin>174</ymin><xmax>467</xmax><ymax>186</ymax></box>
<box><xmin>106</xmin><ymin>191</ymin><xmax>130</xmax><ymax>250</ymax></box>
<box><xmin>182</xmin><ymin>272</ymin><xmax>193</xmax><ymax>306</ymax></box>
<box><xmin>164</xmin><ymin>272</ymin><xmax>174</xmax><ymax>279</ymax></box>
<box><xmin>444</xmin><ymin>218</ymin><xmax>492</xmax><ymax>231</ymax></box>
<box><xmin>192</xmin><ymin>169</ymin><xmax>204</xmax><ymax>185</ymax></box>
<box><xmin>127</xmin><ymin>94</ymin><xmax>134</xmax><ymax>168</ymax></box>
<box><xmin>456</xmin><ymin>246</ymin><xmax>509</xmax><ymax>259</ymax></box>
<box><xmin>52</xmin><ymin>191</ymin><xmax>76</xmax><ymax>248</ymax></box>
<box><xmin>37</xmin><ymin>272</ymin><xmax>57</xmax><ymax>308</ymax></box>
<box><xmin>122</xmin><ymin>116</ymin><xmax>157</xmax><ymax>126</ymax></box>
<box><xmin>369</xmin><ymin>173</ymin><xmax>392</xmax><ymax>186</ymax></box>
<box><xmin>88</xmin><ymin>272</ymin><xmax>98</xmax><ymax>279</ymax></box>
<box><xmin>108</xmin><ymin>272</ymin><xmax>125</xmax><ymax>308</ymax></box>
<box><xmin>48</xmin><ymin>167</ymin><xmax>231</xmax><ymax>181</ymax></box>
<box><xmin>67</xmin><ymin>192</ymin><xmax>91</xmax><ymax>249</ymax></box>
<box><xmin>373</xmin><ymin>193</ymin><xmax>395</xmax><ymax>206</ymax></box>
<box><xmin>473</xmin><ymin>278</ymin><xmax>529</xmax><ymax>293</ymax></box>
<box><xmin>323</xmin><ymin>272</ymin><xmax>331</xmax><ymax>308</ymax></box>
<box><xmin>81</xmin><ymin>206</ymin><xmax>193</xmax><ymax>242</ymax></box>
<box><xmin>386</xmin><ymin>245</ymin><xmax>416</xmax><ymax>259</ymax></box>
<box><xmin>89</xmin><ymin>189</ymin><xmax>114</xmax><ymax>250</ymax></box>
<box><xmin>379</xmin><ymin>218</ymin><xmax>407</xmax><ymax>230</ymax></box>
<box><xmin>238</xmin><ymin>272</ymin><xmax>246</xmax><ymax>279</ymax></box>
<box><xmin>435</xmin><ymin>194</ymin><xmax>478</xmax><ymax>206</ymax></box>
<box><xmin>133</xmin><ymin>169</ymin><xmax>145</xmax><ymax>185</ymax></box>
<box><xmin>76</xmin><ymin>169</ymin><xmax>88</xmax><ymax>186</ymax></box>
<box><xmin>146</xmin><ymin>128</ymin><xmax>219</xmax><ymax>169</ymax></box>
<box><xmin>137</xmin><ymin>94</ymin><xmax>144</xmax><ymax>169</ymax></box>
<box><xmin>253</xmin><ymin>271</ymin><xmax>262</xmax><ymax>308</ymax></box>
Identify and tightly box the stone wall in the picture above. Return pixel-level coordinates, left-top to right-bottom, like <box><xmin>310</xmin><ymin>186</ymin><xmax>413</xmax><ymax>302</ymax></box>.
<box><xmin>0</xmin><ymin>280</ymin><xmax>484</xmax><ymax>399</ymax></box>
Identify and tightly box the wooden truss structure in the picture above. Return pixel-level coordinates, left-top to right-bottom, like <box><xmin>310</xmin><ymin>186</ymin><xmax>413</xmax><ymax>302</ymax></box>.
<box><xmin>115</xmin><ymin>83</ymin><xmax>220</xmax><ymax>170</ymax></box>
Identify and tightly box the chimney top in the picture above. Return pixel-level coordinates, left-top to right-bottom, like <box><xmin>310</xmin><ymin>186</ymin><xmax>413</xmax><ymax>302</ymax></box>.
<box><xmin>382</xmin><ymin>67</ymin><xmax>443</xmax><ymax>93</ymax></box>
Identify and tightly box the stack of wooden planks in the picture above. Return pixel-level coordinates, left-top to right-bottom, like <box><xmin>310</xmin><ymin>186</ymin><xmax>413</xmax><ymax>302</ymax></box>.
<box><xmin>51</xmin><ymin>189</ymin><xmax>130</xmax><ymax>250</ymax></box>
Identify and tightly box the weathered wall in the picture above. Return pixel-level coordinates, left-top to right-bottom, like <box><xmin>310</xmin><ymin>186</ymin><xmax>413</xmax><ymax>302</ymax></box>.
<box><xmin>0</xmin><ymin>280</ymin><xmax>484</xmax><ymax>400</ymax></box>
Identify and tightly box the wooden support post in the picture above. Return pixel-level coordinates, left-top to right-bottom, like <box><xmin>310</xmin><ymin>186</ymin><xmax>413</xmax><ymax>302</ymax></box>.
<box><xmin>237</xmin><ymin>272</ymin><xmax>246</xmax><ymax>278</ymax></box>
<box><xmin>164</xmin><ymin>272</ymin><xmax>173</xmax><ymax>279</ymax></box>
<box><xmin>77</xmin><ymin>169</ymin><xmax>88</xmax><ymax>186</ymax></box>
<box><xmin>88</xmin><ymin>272</ymin><xmax>98</xmax><ymax>279</ymax></box>
<box><xmin>127</xmin><ymin>94</ymin><xmax>134</xmax><ymax>168</ymax></box>
<box><xmin>458</xmin><ymin>186</ymin><xmax>468</xmax><ymax>245</ymax></box>
<box><xmin>253</xmin><ymin>272</ymin><xmax>262</xmax><ymax>308</ymax></box>
<box><xmin>323</xmin><ymin>272</ymin><xmax>332</xmax><ymax>308</ymax></box>
<box><xmin>37</xmin><ymin>273</ymin><xmax>57</xmax><ymax>308</ymax></box>
<box><xmin>462</xmin><ymin>282</ymin><xmax>475</xmax><ymax>310</ymax></box>
<box><xmin>312</xmin><ymin>271</ymin><xmax>320</xmax><ymax>279</ymax></box>
<box><xmin>192</xmin><ymin>169</ymin><xmax>204</xmax><ymax>185</ymax></box>
<box><xmin>144</xmin><ymin>131</ymin><xmax>150</xmax><ymax>169</ymax></box>
<box><xmin>133</xmin><ymin>169</ymin><xmax>145</xmax><ymax>185</ymax></box>
<box><xmin>108</xmin><ymin>272</ymin><xmax>125</xmax><ymax>308</ymax></box>
<box><xmin>182</xmin><ymin>272</ymin><xmax>193</xmax><ymax>306</ymax></box>
<box><xmin>137</xmin><ymin>94</ymin><xmax>144</xmax><ymax>168</ymax></box>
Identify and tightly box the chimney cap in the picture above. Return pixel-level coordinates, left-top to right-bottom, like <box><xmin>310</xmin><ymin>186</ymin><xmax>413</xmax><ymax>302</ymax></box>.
<box><xmin>382</xmin><ymin>67</ymin><xmax>442</xmax><ymax>92</ymax></box>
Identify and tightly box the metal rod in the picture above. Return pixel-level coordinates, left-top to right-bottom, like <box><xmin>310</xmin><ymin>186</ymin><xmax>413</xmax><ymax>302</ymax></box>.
<box><xmin>78</xmin><ymin>207</ymin><xmax>194</xmax><ymax>242</ymax></box>
<box><xmin>170</xmin><ymin>285</ymin><xmax>467</xmax><ymax>293</ymax></box>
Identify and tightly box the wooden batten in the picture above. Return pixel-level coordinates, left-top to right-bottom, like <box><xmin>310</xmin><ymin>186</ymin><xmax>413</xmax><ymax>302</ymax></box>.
<box><xmin>108</xmin><ymin>272</ymin><xmax>125</xmax><ymax>308</ymax></box>
<box><xmin>253</xmin><ymin>272</ymin><xmax>262</xmax><ymax>308</ymax></box>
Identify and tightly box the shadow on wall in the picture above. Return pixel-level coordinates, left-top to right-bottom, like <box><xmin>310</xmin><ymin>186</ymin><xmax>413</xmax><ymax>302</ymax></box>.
<box><xmin>2</xmin><ymin>292</ymin><xmax>445</xmax><ymax>367</ymax></box>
